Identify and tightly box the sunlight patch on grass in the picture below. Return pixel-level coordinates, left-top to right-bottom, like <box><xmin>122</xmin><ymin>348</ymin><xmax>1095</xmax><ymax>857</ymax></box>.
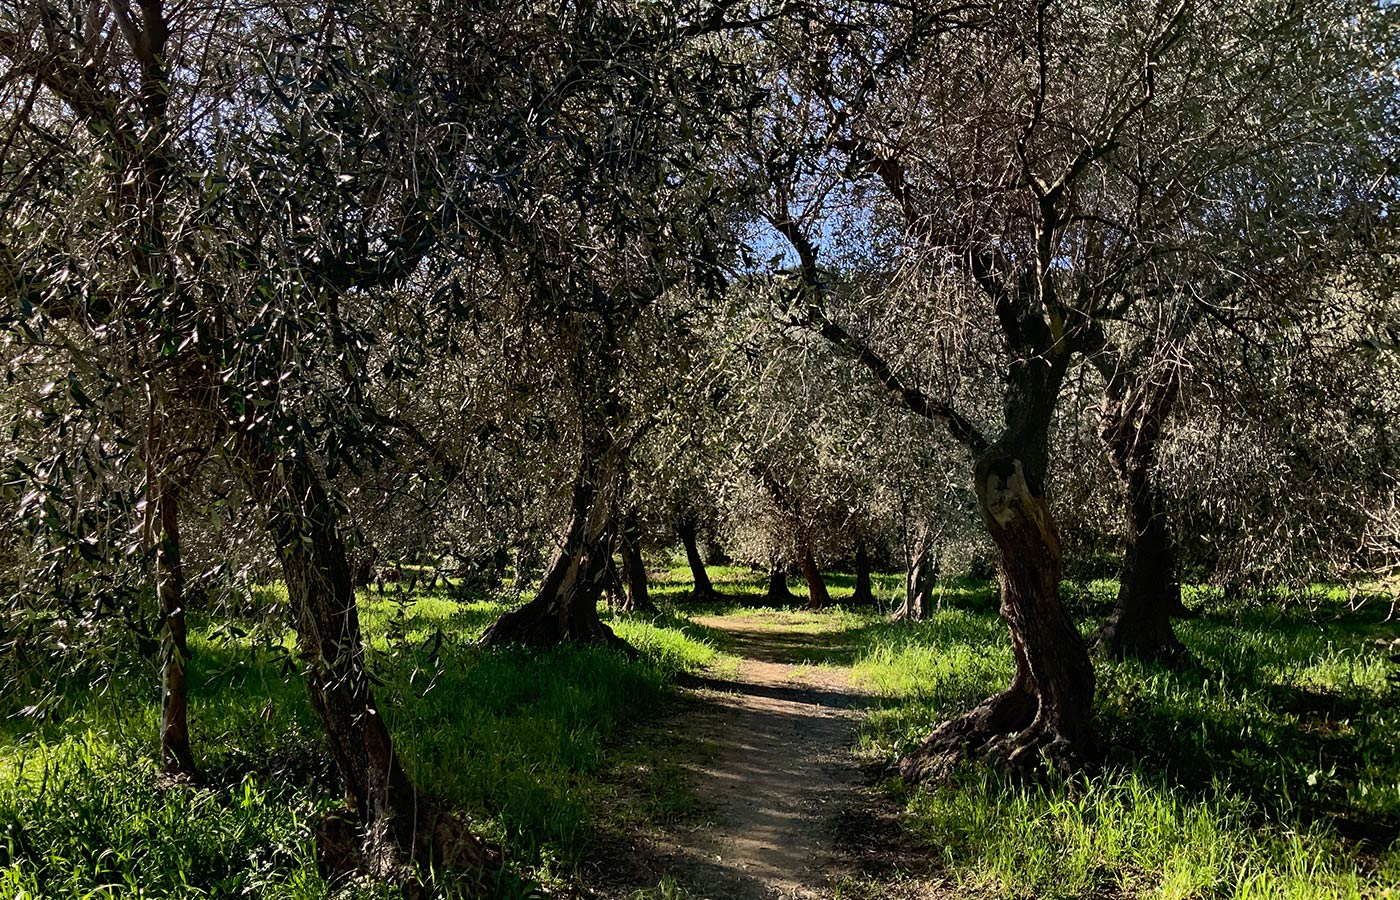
<box><xmin>841</xmin><ymin>579</ymin><xmax>1400</xmax><ymax>900</ymax></box>
<box><xmin>0</xmin><ymin>585</ymin><xmax>717</xmax><ymax>898</ymax></box>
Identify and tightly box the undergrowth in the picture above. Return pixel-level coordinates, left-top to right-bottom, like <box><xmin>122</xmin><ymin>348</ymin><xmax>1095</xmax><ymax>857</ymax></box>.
<box><xmin>851</xmin><ymin>578</ymin><xmax>1400</xmax><ymax>900</ymax></box>
<box><xmin>0</xmin><ymin>584</ymin><xmax>718</xmax><ymax>898</ymax></box>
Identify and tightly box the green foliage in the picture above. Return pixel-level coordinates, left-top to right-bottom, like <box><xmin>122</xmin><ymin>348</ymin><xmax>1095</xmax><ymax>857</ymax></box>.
<box><xmin>0</xmin><ymin>586</ymin><xmax>717</xmax><ymax>897</ymax></box>
<box><xmin>0</xmin><ymin>739</ymin><xmax>327</xmax><ymax>899</ymax></box>
<box><xmin>851</xmin><ymin>578</ymin><xmax>1400</xmax><ymax>900</ymax></box>
<box><xmin>902</xmin><ymin>768</ymin><xmax>1397</xmax><ymax>900</ymax></box>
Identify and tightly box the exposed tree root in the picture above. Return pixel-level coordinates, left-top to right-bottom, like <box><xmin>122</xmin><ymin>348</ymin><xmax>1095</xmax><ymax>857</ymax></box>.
<box><xmin>317</xmin><ymin>804</ymin><xmax>503</xmax><ymax>898</ymax></box>
<box><xmin>477</xmin><ymin>596</ymin><xmax>632</xmax><ymax>654</ymax></box>
<box><xmin>899</xmin><ymin>688</ymin><xmax>1100</xmax><ymax>782</ymax></box>
<box><xmin>688</xmin><ymin>585</ymin><xmax>725</xmax><ymax>604</ymax></box>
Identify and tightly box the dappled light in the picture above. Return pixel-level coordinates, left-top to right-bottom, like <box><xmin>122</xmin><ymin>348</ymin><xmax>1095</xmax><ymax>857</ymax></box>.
<box><xmin>2</xmin><ymin>0</ymin><xmax>1399</xmax><ymax>896</ymax></box>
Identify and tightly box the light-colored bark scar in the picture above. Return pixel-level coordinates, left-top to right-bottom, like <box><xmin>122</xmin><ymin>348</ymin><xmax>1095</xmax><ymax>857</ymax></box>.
<box><xmin>983</xmin><ymin>459</ymin><xmax>1061</xmax><ymax>554</ymax></box>
<box><xmin>983</xmin><ymin>458</ymin><xmax>1032</xmax><ymax>527</ymax></box>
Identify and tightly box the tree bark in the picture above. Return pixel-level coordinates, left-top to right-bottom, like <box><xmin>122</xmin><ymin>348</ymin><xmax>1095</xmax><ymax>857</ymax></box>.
<box><xmin>1092</xmin><ymin>366</ymin><xmax>1193</xmax><ymax>667</ymax></box>
<box><xmin>901</xmin><ymin>352</ymin><xmax>1099</xmax><ymax>780</ymax></box>
<box><xmin>479</xmin><ymin>452</ymin><xmax>629</xmax><ymax>649</ymax></box>
<box><xmin>896</xmin><ymin>522</ymin><xmax>938</xmax><ymax>621</ymax></box>
<box><xmin>851</xmin><ymin>541</ymin><xmax>874</xmax><ymax>606</ymax></box>
<box><xmin>676</xmin><ymin>519</ymin><xmax>719</xmax><ymax>601</ymax></box>
<box><xmin>254</xmin><ymin>457</ymin><xmax>494</xmax><ymax>884</ymax></box>
<box><xmin>764</xmin><ymin>562</ymin><xmax>797</xmax><ymax>604</ymax></box>
<box><xmin>620</xmin><ymin>531</ymin><xmax>657</xmax><ymax>614</ymax></box>
<box><xmin>800</xmin><ymin>546</ymin><xmax>832</xmax><ymax>609</ymax></box>
<box><xmin>902</xmin><ymin>449</ymin><xmax>1099</xmax><ymax>780</ymax></box>
<box><xmin>155</xmin><ymin>483</ymin><xmax>196</xmax><ymax>780</ymax></box>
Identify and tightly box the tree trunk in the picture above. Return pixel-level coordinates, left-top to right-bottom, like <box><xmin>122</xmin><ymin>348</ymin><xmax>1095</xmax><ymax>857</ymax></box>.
<box><xmin>765</xmin><ymin>562</ymin><xmax>797</xmax><ymax>604</ymax></box>
<box><xmin>255</xmin><ymin>457</ymin><xmax>495</xmax><ymax>884</ymax></box>
<box><xmin>896</xmin><ymin>522</ymin><xmax>938</xmax><ymax>621</ymax></box>
<box><xmin>479</xmin><ymin>460</ymin><xmax>629</xmax><ymax>649</ymax></box>
<box><xmin>902</xmin><ymin>449</ymin><xmax>1099</xmax><ymax>780</ymax></box>
<box><xmin>800</xmin><ymin>546</ymin><xmax>832</xmax><ymax>609</ymax></box>
<box><xmin>620</xmin><ymin>531</ymin><xmax>657</xmax><ymax>614</ymax></box>
<box><xmin>604</xmin><ymin>552</ymin><xmax>626</xmax><ymax>609</ymax></box>
<box><xmin>897</xmin><ymin>337</ymin><xmax>1097</xmax><ymax>779</ymax></box>
<box><xmin>512</xmin><ymin>543</ymin><xmax>540</xmax><ymax>591</ymax></box>
<box><xmin>156</xmin><ymin>483</ymin><xmax>196</xmax><ymax>780</ymax></box>
<box><xmin>677</xmin><ymin>519</ymin><xmax>719</xmax><ymax>601</ymax></box>
<box><xmin>1092</xmin><ymin>368</ymin><xmax>1193</xmax><ymax>667</ymax></box>
<box><xmin>851</xmin><ymin>541</ymin><xmax>874</xmax><ymax>606</ymax></box>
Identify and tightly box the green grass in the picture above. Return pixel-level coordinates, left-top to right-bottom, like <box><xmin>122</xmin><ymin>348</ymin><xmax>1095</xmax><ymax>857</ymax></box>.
<box><xmin>5</xmin><ymin>562</ymin><xmax>1397</xmax><ymax>899</ymax></box>
<box><xmin>0</xmin><ymin>583</ymin><xmax>719</xmax><ymax>898</ymax></box>
<box><xmin>848</xmin><ymin>577</ymin><xmax>1400</xmax><ymax>900</ymax></box>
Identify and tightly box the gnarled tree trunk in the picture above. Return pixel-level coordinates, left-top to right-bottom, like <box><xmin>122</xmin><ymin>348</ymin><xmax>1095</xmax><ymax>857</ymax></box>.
<box><xmin>1092</xmin><ymin>366</ymin><xmax>1193</xmax><ymax>667</ymax></box>
<box><xmin>479</xmin><ymin>450</ymin><xmax>628</xmax><ymax>649</ymax></box>
<box><xmin>901</xmin><ymin>351</ymin><xmax>1099</xmax><ymax>780</ymax></box>
<box><xmin>800</xmin><ymin>545</ymin><xmax>832</xmax><ymax>609</ymax></box>
<box><xmin>903</xmin><ymin>448</ymin><xmax>1099</xmax><ymax>780</ymax></box>
<box><xmin>256</xmin><ymin>458</ymin><xmax>494</xmax><ymax>885</ymax></box>
<box><xmin>676</xmin><ymin>519</ymin><xmax>719</xmax><ymax>601</ymax></box>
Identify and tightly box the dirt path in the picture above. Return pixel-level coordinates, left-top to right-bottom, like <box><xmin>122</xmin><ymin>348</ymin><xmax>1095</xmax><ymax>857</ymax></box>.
<box><xmin>597</xmin><ymin>614</ymin><xmax>876</xmax><ymax>899</ymax></box>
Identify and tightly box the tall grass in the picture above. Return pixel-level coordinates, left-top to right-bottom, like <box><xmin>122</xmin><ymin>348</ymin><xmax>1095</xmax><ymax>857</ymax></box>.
<box><xmin>0</xmin><ymin>586</ymin><xmax>719</xmax><ymax>898</ymax></box>
<box><xmin>850</xmin><ymin>578</ymin><xmax>1400</xmax><ymax>900</ymax></box>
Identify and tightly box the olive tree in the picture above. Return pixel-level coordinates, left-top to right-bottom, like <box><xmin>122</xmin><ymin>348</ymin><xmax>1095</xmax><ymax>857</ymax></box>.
<box><xmin>755</xmin><ymin>0</ymin><xmax>1396</xmax><ymax>775</ymax></box>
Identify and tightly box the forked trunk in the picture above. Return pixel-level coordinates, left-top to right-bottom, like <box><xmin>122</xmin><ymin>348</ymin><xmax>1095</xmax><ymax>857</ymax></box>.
<box><xmin>800</xmin><ymin>546</ymin><xmax>832</xmax><ymax>609</ymax></box>
<box><xmin>851</xmin><ymin>542</ymin><xmax>874</xmax><ymax>606</ymax></box>
<box><xmin>155</xmin><ymin>483</ymin><xmax>196</xmax><ymax>780</ymax></box>
<box><xmin>902</xmin><ymin>451</ymin><xmax>1099</xmax><ymax>779</ymax></box>
<box><xmin>677</xmin><ymin>519</ymin><xmax>719</xmax><ymax>601</ymax></box>
<box><xmin>256</xmin><ymin>458</ymin><xmax>495</xmax><ymax>885</ymax></box>
<box><xmin>1093</xmin><ymin>369</ymin><xmax>1193</xmax><ymax>667</ymax></box>
<box><xmin>896</xmin><ymin>522</ymin><xmax>938</xmax><ymax>621</ymax></box>
<box><xmin>620</xmin><ymin>532</ymin><xmax>657</xmax><ymax>614</ymax></box>
<box><xmin>479</xmin><ymin>464</ymin><xmax>628</xmax><ymax>649</ymax></box>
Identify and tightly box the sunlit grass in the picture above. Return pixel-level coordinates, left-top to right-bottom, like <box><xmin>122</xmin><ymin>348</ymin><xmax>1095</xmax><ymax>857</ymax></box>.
<box><xmin>845</xmin><ymin>577</ymin><xmax>1400</xmax><ymax>900</ymax></box>
<box><xmin>0</xmin><ymin>581</ymin><xmax>719</xmax><ymax>898</ymax></box>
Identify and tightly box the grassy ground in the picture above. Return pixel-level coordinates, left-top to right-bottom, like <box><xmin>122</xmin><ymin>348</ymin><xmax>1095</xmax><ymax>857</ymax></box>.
<box><xmin>2</xmin><ymin>562</ymin><xmax>1396</xmax><ymax>899</ymax></box>
<box><xmin>0</xmin><ymin>582</ymin><xmax>719</xmax><ymax>898</ymax></box>
<box><xmin>847</xmin><ymin>578</ymin><xmax>1400</xmax><ymax>900</ymax></box>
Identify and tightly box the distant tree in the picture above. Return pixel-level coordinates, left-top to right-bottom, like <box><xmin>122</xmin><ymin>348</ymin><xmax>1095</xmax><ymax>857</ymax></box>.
<box><xmin>474</xmin><ymin>9</ymin><xmax>753</xmax><ymax>647</ymax></box>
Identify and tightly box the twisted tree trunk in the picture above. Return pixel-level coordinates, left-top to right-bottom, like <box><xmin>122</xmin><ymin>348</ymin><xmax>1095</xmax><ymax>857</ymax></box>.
<box><xmin>676</xmin><ymin>519</ymin><xmax>719</xmax><ymax>601</ymax></box>
<box><xmin>1092</xmin><ymin>365</ymin><xmax>1193</xmax><ymax>667</ymax></box>
<box><xmin>479</xmin><ymin>447</ymin><xmax>629</xmax><ymax>649</ymax></box>
<box><xmin>901</xmin><ymin>355</ymin><xmax>1099</xmax><ymax>780</ymax></box>
<box><xmin>254</xmin><ymin>457</ymin><xmax>495</xmax><ymax>885</ymax></box>
<box><xmin>902</xmin><ymin>448</ymin><xmax>1098</xmax><ymax>779</ymax></box>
